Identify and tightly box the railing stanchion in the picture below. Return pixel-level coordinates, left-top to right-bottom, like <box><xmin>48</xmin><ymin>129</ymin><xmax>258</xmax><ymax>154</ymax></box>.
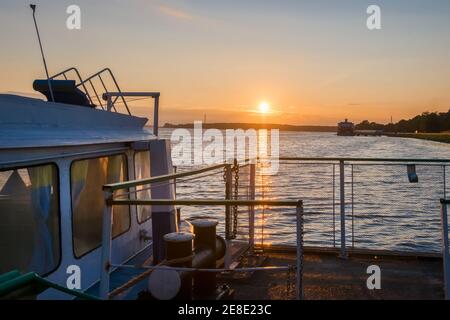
<box><xmin>153</xmin><ymin>94</ymin><xmax>159</xmax><ymax>136</ymax></box>
<box><xmin>332</xmin><ymin>163</ymin><xmax>336</xmax><ymax>247</ymax></box>
<box><xmin>249</xmin><ymin>163</ymin><xmax>256</xmax><ymax>253</ymax></box>
<box><xmin>225</xmin><ymin>163</ymin><xmax>232</xmax><ymax>238</ymax></box>
<box><xmin>173</xmin><ymin>166</ymin><xmax>177</xmax><ymax>198</ymax></box>
<box><xmin>440</xmin><ymin>199</ymin><xmax>450</xmax><ymax>300</ymax></box>
<box><xmin>99</xmin><ymin>190</ymin><xmax>113</xmax><ymax>299</ymax></box>
<box><xmin>106</xmin><ymin>95</ymin><xmax>112</xmax><ymax>112</ymax></box>
<box><xmin>339</xmin><ymin>160</ymin><xmax>347</xmax><ymax>258</ymax></box>
<box><xmin>444</xmin><ymin>165</ymin><xmax>447</xmax><ymax>198</ymax></box>
<box><xmin>296</xmin><ymin>201</ymin><xmax>303</xmax><ymax>300</ymax></box>
<box><xmin>224</xmin><ymin>163</ymin><xmax>233</xmax><ymax>267</ymax></box>
<box><xmin>102</xmin><ymin>92</ymin><xmax>160</xmax><ymax>134</ymax></box>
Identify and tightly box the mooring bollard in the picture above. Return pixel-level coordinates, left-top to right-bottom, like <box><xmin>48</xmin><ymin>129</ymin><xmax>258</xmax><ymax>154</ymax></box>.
<box><xmin>163</xmin><ymin>232</ymin><xmax>194</xmax><ymax>299</ymax></box>
<box><xmin>191</xmin><ymin>219</ymin><xmax>218</xmax><ymax>298</ymax></box>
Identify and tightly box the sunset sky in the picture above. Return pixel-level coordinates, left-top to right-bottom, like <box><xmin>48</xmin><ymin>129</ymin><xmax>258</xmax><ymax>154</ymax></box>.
<box><xmin>1</xmin><ymin>0</ymin><xmax>450</xmax><ymax>125</ymax></box>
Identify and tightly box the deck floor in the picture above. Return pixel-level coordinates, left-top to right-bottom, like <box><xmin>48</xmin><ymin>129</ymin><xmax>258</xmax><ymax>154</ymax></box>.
<box><xmin>220</xmin><ymin>249</ymin><xmax>445</xmax><ymax>300</ymax></box>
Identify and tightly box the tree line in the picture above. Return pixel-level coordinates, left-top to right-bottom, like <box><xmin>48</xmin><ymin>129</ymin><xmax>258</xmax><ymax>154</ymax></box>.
<box><xmin>356</xmin><ymin>109</ymin><xmax>450</xmax><ymax>133</ymax></box>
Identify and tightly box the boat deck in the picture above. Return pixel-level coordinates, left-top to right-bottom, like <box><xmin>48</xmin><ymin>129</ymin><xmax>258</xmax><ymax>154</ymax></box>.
<box><xmin>220</xmin><ymin>246</ymin><xmax>444</xmax><ymax>300</ymax></box>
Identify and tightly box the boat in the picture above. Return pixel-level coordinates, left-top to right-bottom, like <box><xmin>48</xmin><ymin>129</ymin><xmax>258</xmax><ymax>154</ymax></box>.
<box><xmin>337</xmin><ymin>119</ymin><xmax>355</xmax><ymax>136</ymax></box>
<box><xmin>1</xmin><ymin>68</ymin><xmax>450</xmax><ymax>300</ymax></box>
<box><xmin>0</xmin><ymin>67</ymin><xmax>170</xmax><ymax>299</ymax></box>
<box><xmin>0</xmin><ymin>6</ymin><xmax>449</xmax><ymax>298</ymax></box>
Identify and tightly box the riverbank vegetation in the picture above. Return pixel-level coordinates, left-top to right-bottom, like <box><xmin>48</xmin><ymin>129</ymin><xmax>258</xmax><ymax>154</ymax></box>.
<box><xmin>356</xmin><ymin>110</ymin><xmax>450</xmax><ymax>133</ymax></box>
<box><xmin>386</xmin><ymin>133</ymin><xmax>450</xmax><ymax>144</ymax></box>
<box><xmin>355</xmin><ymin>110</ymin><xmax>450</xmax><ymax>143</ymax></box>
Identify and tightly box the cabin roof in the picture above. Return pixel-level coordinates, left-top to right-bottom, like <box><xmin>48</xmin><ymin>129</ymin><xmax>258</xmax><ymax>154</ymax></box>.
<box><xmin>0</xmin><ymin>94</ymin><xmax>155</xmax><ymax>149</ymax></box>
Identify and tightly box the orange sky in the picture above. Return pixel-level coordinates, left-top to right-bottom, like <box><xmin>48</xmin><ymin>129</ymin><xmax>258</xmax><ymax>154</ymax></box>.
<box><xmin>1</xmin><ymin>1</ymin><xmax>450</xmax><ymax>125</ymax></box>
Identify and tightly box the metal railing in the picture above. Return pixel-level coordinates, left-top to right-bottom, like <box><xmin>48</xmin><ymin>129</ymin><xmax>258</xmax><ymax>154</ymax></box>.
<box><xmin>78</xmin><ymin>68</ymin><xmax>129</xmax><ymax>114</ymax></box>
<box><xmin>166</xmin><ymin>161</ymin><xmax>257</xmax><ymax>245</ymax></box>
<box><xmin>49</xmin><ymin>67</ymin><xmax>92</xmax><ymax>105</ymax></box>
<box><xmin>50</xmin><ymin>67</ymin><xmax>129</xmax><ymax>112</ymax></box>
<box><xmin>266</xmin><ymin>157</ymin><xmax>450</xmax><ymax>256</ymax></box>
<box><xmin>441</xmin><ymin>198</ymin><xmax>450</xmax><ymax>300</ymax></box>
<box><xmin>100</xmin><ymin>173</ymin><xmax>304</xmax><ymax>299</ymax></box>
<box><xmin>103</xmin><ymin>92</ymin><xmax>160</xmax><ymax>136</ymax></box>
<box><xmin>48</xmin><ymin>67</ymin><xmax>161</xmax><ymax>135</ymax></box>
<box><xmin>98</xmin><ymin>157</ymin><xmax>450</xmax><ymax>299</ymax></box>
<box><xmin>157</xmin><ymin>157</ymin><xmax>450</xmax><ymax>256</ymax></box>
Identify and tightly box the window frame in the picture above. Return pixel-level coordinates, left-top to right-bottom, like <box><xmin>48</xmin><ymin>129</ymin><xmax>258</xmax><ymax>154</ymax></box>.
<box><xmin>133</xmin><ymin>150</ymin><xmax>152</xmax><ymax>224</ymax></box>
<box><xmin>69</xmin><ymin>153</ymin><xmax>131</xmax><ymax>259</ymax></box>
<box><xmin>0</xmin><ymin>162</ymin><xmax>62</xmax><ymax>277</ymax></box>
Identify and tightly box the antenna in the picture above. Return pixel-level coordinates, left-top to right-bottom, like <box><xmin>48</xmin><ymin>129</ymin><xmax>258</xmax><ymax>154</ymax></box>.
<box><xmin>30</xmin><ymin>4</ymin><xmax>54</xmax><ymax>102</ymax></box>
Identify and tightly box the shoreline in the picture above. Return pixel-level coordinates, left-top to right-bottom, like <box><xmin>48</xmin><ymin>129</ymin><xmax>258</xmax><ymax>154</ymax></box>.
<box><xmin>160</xmin><ymin>125</ymin><xmax>450</xmax><ymax>144</ymax></box>
<box><xmin>386</xmin><ymin>133</ymin><xmax>450</xmax><ymax>144</ymax></box>
<box><xmin>163</xmin><ymin>123</ymin><xmax>336</xmax><ymax>132</ymax></box>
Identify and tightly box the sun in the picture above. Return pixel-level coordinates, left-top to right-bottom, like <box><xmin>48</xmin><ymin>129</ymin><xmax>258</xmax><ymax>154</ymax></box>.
<box><xmin>258</xmin><ymin>101</ymin><xmax>270</xmax><ymax>114</ymax></box>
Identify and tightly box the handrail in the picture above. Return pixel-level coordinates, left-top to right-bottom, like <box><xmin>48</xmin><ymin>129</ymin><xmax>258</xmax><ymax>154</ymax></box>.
<box><xmin>103</xmin><ymin>159</ymin><xmax>253</xmax><ymax>192</ymax></box>
<box><xmin>103</xmin><ymin>91</ymin><xmax>160</xmax><ymax>135</ymax></box>
<box><xmin>49</xmin><ymin>67</ymin><xmax>94</xmax><ymax>106</ymax></box>
<box><xmin>48</xmin><ymin>67</ymin><xmax>160</xmax><ymax>123</ymax></box>
<box><xmin>440</xmin><ymin>199</ymin><xmax>450</xmax><ymax>299</ymax></box>
<box><xmin>279</xmin><ymin>157</ymin><xmax>450</xmax><ymax>163</ymax></box>
<box><xmin>108</xmin><ymin>199</ymin><xmax>302</xmax><ymax>207</ymax></box>
<box><xmin>276</xmin><ymin>156</ymin><xmax>449</xmax><ymax>257</ymax></box>
<box><xmin>77</xmin><ymin>68</ymin><xmax>130</xmax><ymax>115</ymax></box>
<box><xmin>104</xmin><ymin>163</ymin><xmax>227</xmax><ymax>191</ymax></box>
<box><xmin>49</xmin><ymin>67</ymin><xmax>83</xmax><ymax>82</ymax></box>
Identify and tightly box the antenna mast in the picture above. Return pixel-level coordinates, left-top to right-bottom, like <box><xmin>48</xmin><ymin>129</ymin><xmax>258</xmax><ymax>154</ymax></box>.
<box><xmin>30</xmin><ymin>4</ymin><xmax>54</xmax><ymax>102</ymax></box>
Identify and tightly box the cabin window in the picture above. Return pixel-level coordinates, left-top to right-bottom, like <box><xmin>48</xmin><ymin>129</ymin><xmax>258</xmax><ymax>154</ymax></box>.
<box><xmin>71</xmin><ymin>154</ymin><xmax>130</xmax><ymax>258</ymax></box>
<box><xmin>0</xmin><ymin>164</ymin><xmax>60</xmax><ymax>275</ymax></box>
<box><xmin>134</xmin><ymin>151</ymin><xmax>151</xmax><ymax>223</ymax></box>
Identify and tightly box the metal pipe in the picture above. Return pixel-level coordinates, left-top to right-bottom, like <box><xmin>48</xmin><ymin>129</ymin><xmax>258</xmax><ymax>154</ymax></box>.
<box><xmin>99</xmin><ymin>191</ymin><xmax>113</xmax><ymax>299</ymax></box>
<box><xmin>173</xmin><ymin>166</ymin><xmax>177</xmax><ymax>199</ymax></box>
<box><xmin>111</xmin><ymin>264</ymin><xmax>290</xmax><ymax>273</ymax></box>
<box><xmin>339</xmin><ymin>160</ymin><xmax>347</xmax><ymax>258</ymax></box>
<box><xmin>279</xmin><ymin>162</ymin><xmax>449</xmax><ymax>168</ymax></box>
<box><xmin>444</xmin><ymin>165</ymin><xmax>447</xmax><ymax>198</ymax></box>
<box><xmin>440</xmin><ymin>199</ymin><xmax>450</xmax><ymax>300</ymax></box>
<box><xmin>278</xmin><ymin>157</ymin><xmax>450</xmax><ymax>163</ymax></box>
<box><xmin>104</xmin><ymin>163</ymin><xmax>226</xmax><ymax>191</ymax></box>
<box><xmin>351</xmin><ymin>164</ymin><xmax>354</xmax><ymax>248</ymax></box>
<box><xmin>225</xmin><ymin>164</ymin><xmax>233</xmax><ymax>240</ymax></box>
<box><xmin>105</xmin><ymin>68</ymin><xmax>130</xmax><ymax>115</ymax></box>
<box><xmin>103</xmin><ymin>158</ymin><xmax>450</xmax><ymax>193</ymax></box>
<box><xmin>109</xmin><ymin>199</ymin><xmax>302</xmax><ymax>207</ymax></box>
<box><xmin>49</xmin><ymin>67</ymin><xmax>94</xmax><ymax>106</ymax></box>
<box><xmin>249</xmin><ymin>163</ymin><xmax>256</xmax><ymax>252</ymax></box>
<box><xmin>30</xmin><ymin>4</ymin><xmax>54</xmax><ymax>102</ymax></box>
<box><xmin>103</xmin><ymin>92</ymin><xmax>160</xmax><ymax>97</ymax></box>
<box><xmin>224</xmin><ymin>164</ymin><xmax>233</xmax><ymax>268</ymax></box>
<box><xmin>77</xmin><ymin>68</ymin><xmax>130</xmax><ymax>114</ymax></box>
<box><xmin>332</xmin><ymin>164</ymin><xmax>336</xmax><ymax>247</ymax></box>
<box><xmin>153</xmin><ymin>95</ymin><xmax>159</xmax><ymax>136</ymax></box>
<box><xmin>89</xmin><ymin>79</ymin><xmax>103</xmax><ymax>108</ymax></box>
<box><xmin>296</xmin><ymin>201</ymin><xmax>304</xmax><ymax>300</ymax></box>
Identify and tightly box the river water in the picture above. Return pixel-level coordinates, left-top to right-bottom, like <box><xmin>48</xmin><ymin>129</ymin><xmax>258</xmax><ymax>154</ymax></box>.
<box><xmin>159</xmin><ymin>128</ymin><xmax>450</xmax><ymax>253</ymax></box>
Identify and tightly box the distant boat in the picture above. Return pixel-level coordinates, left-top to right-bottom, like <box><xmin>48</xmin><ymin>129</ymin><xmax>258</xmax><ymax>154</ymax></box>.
<box><xmin>337</xmin><ymin>119</ymin><xmax>355</xmax><ymax>136</ymax></box>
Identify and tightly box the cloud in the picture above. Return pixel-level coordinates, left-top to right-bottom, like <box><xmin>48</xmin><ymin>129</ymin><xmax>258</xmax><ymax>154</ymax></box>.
<box><xmin>157</xmin><ymin>4</ymin><xmax>193</xmax><ymax>21</ymax></box>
